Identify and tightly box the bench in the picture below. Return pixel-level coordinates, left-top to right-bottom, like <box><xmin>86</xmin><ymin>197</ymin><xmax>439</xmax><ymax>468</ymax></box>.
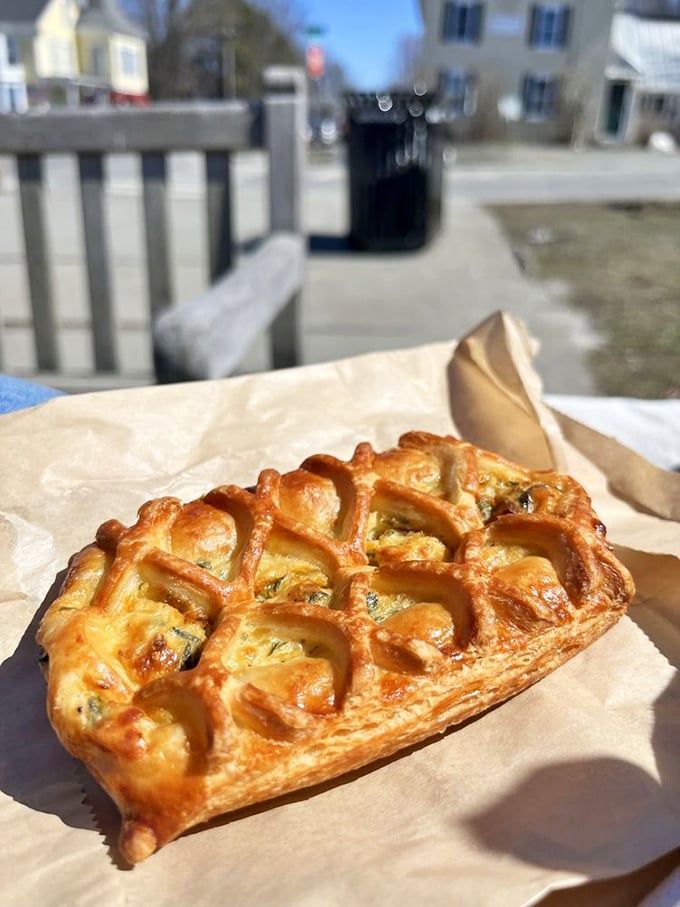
<box><xmin>0</xmin><ymin>66</ymin><xmax>306</xmax><ymax>390</ymax></box>
<box><xmin>153</xmin><ymin>231</ymin><xmax>305</xmax><ymax>382</ymax></box>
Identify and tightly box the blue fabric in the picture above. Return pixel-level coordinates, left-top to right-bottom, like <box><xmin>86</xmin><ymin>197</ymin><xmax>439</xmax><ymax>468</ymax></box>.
<box><xmin>0</xmin><ymin>375</ymin><xmax>64</xmax><ymax>414</ymax></box>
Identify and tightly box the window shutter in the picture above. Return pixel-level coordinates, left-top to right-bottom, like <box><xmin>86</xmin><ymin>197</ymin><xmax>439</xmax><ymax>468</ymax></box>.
<box><xmin>559</xmin><ymin>6</ymin><xmax>572</xmax><ymax>48</ymax></box>
<box><xmin>464</xmin><ymin>72</ymin><xmax>478</xmax><ymax>115</ymax></box>
<box><xmin>549</xmin><ymin>76</ymin><xmax>560</xmax><ymax>116</ymax></box>
<box><xmin>472</xmin><ymin>2</ymin><xmax>485</xmax><ymax>43</ymax></box>
<box><xmin>521</xmin><ymin>74</ymin><xmax>530</xmax><ymax>114</ymax></box>
<box><xmin>441</xmin><ymin>2</ymin><xmax>452</xmax><ymax>42</ymax></box>
<box><xmin>527</xmin><ymin>5</ymin><xmax>537</xmax><ymax>46</ymax></box>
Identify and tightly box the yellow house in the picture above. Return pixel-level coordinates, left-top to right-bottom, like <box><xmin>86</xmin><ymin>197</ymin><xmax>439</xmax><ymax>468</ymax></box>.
<box><xmin>26</xmin><ymin>0</ymin><xmax>81</xmax><ymax>105</ymax></box>
<box><xmin>1</xmin><ymin>0</ymin><xmax>148</xmax><ymax>107</ymax></box>
<box><xmin>76</xmin><ymin>0</ymin><xmax>148</xmax><ymax>105</ymax></box>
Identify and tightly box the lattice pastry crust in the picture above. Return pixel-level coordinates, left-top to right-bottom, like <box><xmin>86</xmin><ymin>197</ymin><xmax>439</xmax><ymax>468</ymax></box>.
<box><xmin>36</xmin><ymin>432</ymin><xmax>634</xmax><ymax>863</ymax></box>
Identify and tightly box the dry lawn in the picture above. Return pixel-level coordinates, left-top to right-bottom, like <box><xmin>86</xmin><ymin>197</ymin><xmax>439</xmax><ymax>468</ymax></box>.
<box><xmin>488</xmin><ymin>202</ymin><xmax>680</xmax><ymax>399</ymax></box>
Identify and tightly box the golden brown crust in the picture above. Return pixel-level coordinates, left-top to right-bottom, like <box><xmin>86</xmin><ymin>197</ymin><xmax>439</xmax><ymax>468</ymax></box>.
<box><xmin>36</xmin><ymin>432</ymin><xmax>634</xmax><ymax>863</ymax></box>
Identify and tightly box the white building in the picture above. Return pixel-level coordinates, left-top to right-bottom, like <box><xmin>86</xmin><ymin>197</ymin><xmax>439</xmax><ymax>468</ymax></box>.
<box><xmin>604</xmin><ymin>10</ymin><xmax>680</xmax><ymax>142</ymax></box>
<box><xmin>0</xmin><ymin>8</ymin><xmax>31</xmax><ymax>113</ymax></box>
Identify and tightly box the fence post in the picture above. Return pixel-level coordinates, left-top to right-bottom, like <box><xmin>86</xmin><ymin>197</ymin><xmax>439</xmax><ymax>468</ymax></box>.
<box><xmin>16</xmin><ymin>154</ymin><xmax>59</xmax><ymax>372</ymax></box>
<box><xmin>78</xmin><ymin>152</ymin><xmax>118</xmax><ymax>372</ymax></box>
<box><xmin>205</xmin><ymin>150</ymin><xmax>234</xmax><ymax>281</ymax></box>
<box><xmin>264</xmin><ymin>66</ymin><xmax>306</xmax><ymax>369</ymax></box>
<box><xmin>141</xmin><ymin>151</ymin><xmax>174</xmax><ymax>318</ymax></box>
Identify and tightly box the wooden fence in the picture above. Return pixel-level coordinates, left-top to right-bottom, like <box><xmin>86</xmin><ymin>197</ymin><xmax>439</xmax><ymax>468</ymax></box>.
<box><xmin>0</xmin><ymin>66</ymin><xmax>305</xmax><ymax>390</ymax></box>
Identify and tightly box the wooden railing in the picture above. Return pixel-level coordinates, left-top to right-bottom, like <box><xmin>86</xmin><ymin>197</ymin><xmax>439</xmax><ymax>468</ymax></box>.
<box><xmin>0</xmin><ymin>66</ymin><xmax>305</xmax><ymax>389</ymax></box>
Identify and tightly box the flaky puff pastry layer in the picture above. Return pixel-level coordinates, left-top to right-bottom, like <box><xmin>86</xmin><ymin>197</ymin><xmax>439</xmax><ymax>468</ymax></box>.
<box><xmin>36</xmin><ymin>432</ymin><xmax>634</xmax><ymax>863</ymax></box>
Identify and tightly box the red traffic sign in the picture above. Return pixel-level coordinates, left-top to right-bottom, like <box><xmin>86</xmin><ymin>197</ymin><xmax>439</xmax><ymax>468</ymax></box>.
<box><xmin>306</xmin><ymin>44</ymin><xmax>325</xmax><ymax>80</ymax></box>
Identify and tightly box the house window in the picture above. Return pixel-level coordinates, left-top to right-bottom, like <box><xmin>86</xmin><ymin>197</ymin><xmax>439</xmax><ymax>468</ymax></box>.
<box><xmin>0</xmin><ymin>82</ymin><xmax>25</xmax><ymax>113</ymax></box>
<box><xmin>439</xmin><ymin>69</ymin><xmax>477</xmax><ymax>115</ymax></box>
<box><xmin>91</xmin><ymin>45</ymin><xmax>104</xmax><ymax>77</ymax></box>
<box><xmin>8</xmin><ymin>83</ymin><xmax>23</xmax><ymax>111</ymax></box>
<box><xmin>522</xmin><ymin>74</ymin><xmax>559</xmax><ymax>119</ymax></box>
<box><xmin>528</xmin><ymin>4</ymin><xmax>571</xmax><ymax>50</ymax></box>
<box><xmin>121</xmin><ymin>47</ymin><xmax>138</xmax><ymax>77</ymax></box>
<box><xmin>6</xmin><ymin>35</ymin><xmax>20</xmax><ymax>66</ymax></box>
<box><xmin>48</xmin><ymin>39</ymin><xmax>73</xmax><ymax>72</ymax></box>
<box><xmin>442</xmin><ymin>2</ymin><xmax>484</xmax><ymax>44</ymax></box>
<box><xmin>642</xmin><ymin>93</ymin><xmax>679</xmax><ymax>120</ymax></box>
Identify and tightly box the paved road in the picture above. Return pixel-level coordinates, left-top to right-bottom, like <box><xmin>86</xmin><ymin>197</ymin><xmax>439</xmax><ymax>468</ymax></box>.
<box><xmin>5</xmin><ymin>142</ymin><xmax>679</xmax><ymax>203</ymax></box>
<box><xmin>300</xmin><ymin>143</ymin><xmax>680</xmax><ymax>204</ymax></box>
<box><xmin>446</xmin><ymin>145</ymin><xmax>680</xmax><ymax>203</ymax></box>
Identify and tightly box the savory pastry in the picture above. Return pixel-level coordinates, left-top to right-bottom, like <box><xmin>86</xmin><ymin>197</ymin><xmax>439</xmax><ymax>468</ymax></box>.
<box><xmin>36</xmin><ymin>432</ymin><xmax>634</xmax><ymax>863</ymax></box>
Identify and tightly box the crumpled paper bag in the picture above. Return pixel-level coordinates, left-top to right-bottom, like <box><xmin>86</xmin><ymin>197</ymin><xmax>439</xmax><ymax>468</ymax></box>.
<box><xmin>0</xmin><ymin>311</ymin><xmax>678</xmax><ymax>907</ymax></box>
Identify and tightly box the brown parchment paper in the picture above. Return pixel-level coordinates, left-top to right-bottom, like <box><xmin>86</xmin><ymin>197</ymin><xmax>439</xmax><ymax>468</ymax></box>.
<box><xmin>1</xmin><ymin>311</ymin><xmax>679</xmax><ymax>907</ymax></box>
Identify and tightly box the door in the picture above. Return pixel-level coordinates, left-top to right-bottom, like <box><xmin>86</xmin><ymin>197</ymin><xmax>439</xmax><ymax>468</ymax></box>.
<box><xmin>606</xmin><ymin>81</ymin><xmax>629</xmax><ymax>137</ymax></box>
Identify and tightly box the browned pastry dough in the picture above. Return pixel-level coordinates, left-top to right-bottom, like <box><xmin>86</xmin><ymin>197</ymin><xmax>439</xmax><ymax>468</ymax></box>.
<box><xmin>36</xmin><ymin>432</ymin><xmax>634</xmax><ymax>863</ymax></box>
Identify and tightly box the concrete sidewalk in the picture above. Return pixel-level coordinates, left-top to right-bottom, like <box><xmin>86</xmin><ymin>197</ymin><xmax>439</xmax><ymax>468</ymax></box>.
<box><xmin>297</xmin><ymin>184</ymin><xmax>598</xmax><ymax>395</ymax></box>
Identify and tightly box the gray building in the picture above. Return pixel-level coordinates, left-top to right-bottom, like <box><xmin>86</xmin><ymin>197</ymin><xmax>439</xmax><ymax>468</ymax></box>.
<box><xmin>418</xmin><ymin>0</ymin><xmax>617</xmax><ymax>142</ymax></box>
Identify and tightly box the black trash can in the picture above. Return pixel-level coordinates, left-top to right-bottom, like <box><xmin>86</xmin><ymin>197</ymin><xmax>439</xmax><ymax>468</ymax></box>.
<box><xmin>345</xmin><ymin>92</ymin><xmax>443</xmax><ymax>252</ymax></box>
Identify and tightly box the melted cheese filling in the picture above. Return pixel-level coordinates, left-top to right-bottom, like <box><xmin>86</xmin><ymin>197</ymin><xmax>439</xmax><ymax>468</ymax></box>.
<box><xmin>225</xmin><ymin>624</ymin><xmax>332</xmax><ymax>668</ymax></box>
<box><xmin>365</xmin><ymin>512</ymin><xmax>450</xmax><ymax>566</ymax></box>
<box><xmin>114</xmin><ymin>596</ymin><xmax>208</xmax><ymax>686</ymax></box>
<box><xmin>366</xmin><ymin>589</ymin><xmax>415</xmax><ymax>623</ymax></box>
<box><xmin>254</xmin><ymin>551</ymin><xmax>332</xmax><ymax>605</ymax></box>
<box><xmin>223</xmin><ymin>621</ymin><xmax>344</xmax><ymax>714</ymax></box>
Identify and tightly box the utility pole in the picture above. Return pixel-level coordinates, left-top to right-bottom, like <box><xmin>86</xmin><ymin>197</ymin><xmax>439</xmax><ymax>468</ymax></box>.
<box><xmin>220</xmin><ymin>24</ymin><xmax>237</xmax><ymax>99</ymax></box>
<box><xmin>305</xmin><ymin>25</ymin><xmax>326</xmax><ymax>139</ymax></box>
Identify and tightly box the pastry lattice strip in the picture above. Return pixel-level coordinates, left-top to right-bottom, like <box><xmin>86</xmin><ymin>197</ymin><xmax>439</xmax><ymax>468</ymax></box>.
<box><xmin>36</xmin><ymin>432</ymin><xmax>634</xmax><ymax>863</ymax></box>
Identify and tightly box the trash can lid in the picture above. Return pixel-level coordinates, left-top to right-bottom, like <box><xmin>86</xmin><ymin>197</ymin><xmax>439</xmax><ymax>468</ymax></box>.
<box><xmin>344</xmin><ymin>91</ymin><xmax>436</xmax><ymax>124</ymax></box>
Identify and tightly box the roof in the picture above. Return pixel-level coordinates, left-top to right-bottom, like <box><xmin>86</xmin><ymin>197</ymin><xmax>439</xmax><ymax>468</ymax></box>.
<box><xmin>605</xmin><ymin>49</ymin><xmax>642</xmax><ymax>80</ymax></box>
<box><xmin>611</xmin><ymin>11</ymin><xmax>680</xmax><ymax>91</ymax></box>
<box><xmin>77</xmin><ymin>0</ymin><xmax>146</xmax><ymax>39</ymax></box>
<box><xmin>0</xmin><ymin>0</ymin><xmax>49</xmax><ymax>25</ymax></box>
<box><xmin>0</xmin><ymin>0</ymin><xmax>146</xmax><ymax>37</ymax></box>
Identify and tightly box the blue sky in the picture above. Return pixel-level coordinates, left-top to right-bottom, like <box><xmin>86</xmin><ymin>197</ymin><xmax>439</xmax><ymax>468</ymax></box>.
<box><xmin>300</xmin><ymin>0</ymin><xmax>424</xmax><ymax>90</ymax></box>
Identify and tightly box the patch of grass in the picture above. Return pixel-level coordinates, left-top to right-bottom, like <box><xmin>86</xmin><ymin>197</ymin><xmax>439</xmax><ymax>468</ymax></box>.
<box><xmin>488</xmin><ymin>202</ymin><xmax>680</xmax><ymax>399</ymax></box>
